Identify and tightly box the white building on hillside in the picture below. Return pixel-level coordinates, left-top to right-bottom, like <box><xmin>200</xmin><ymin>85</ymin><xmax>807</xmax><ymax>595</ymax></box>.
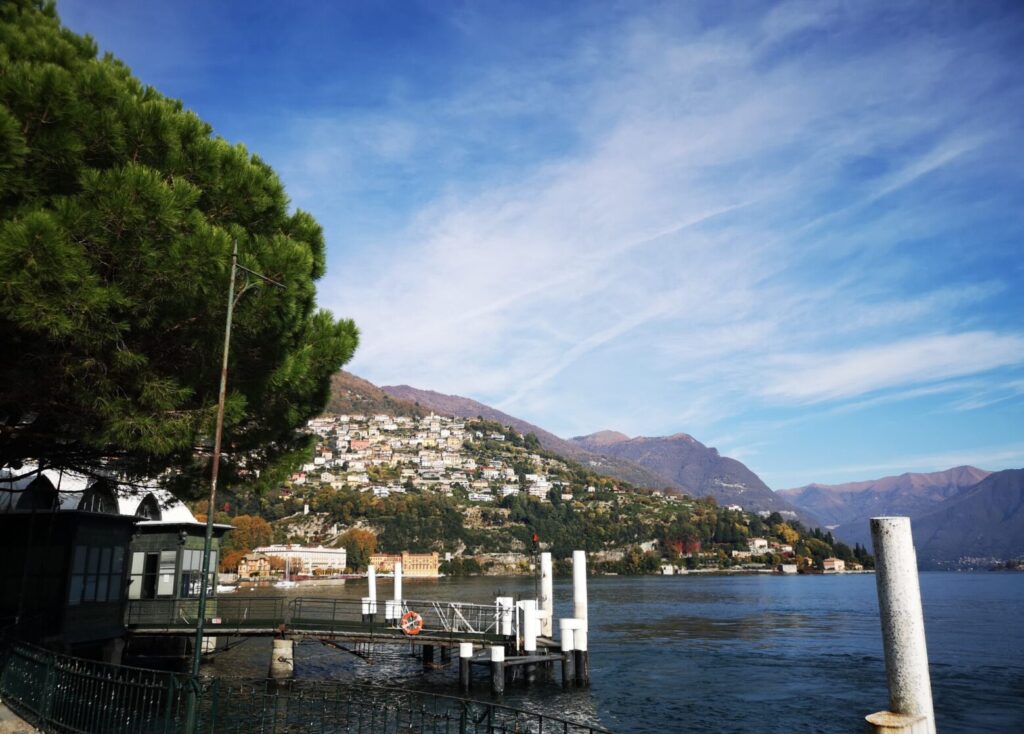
<box><xmin>252</xmin><ymin>544</ymin><xmax>347</xmax><ymax>573</ymax></box>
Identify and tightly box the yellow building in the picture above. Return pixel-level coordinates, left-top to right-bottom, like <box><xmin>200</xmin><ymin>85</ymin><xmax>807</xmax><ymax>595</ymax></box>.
<box><xmin>237</xmin><ymin>552</ymin><xmax>270</xmax><ymax>578</ymax></box>
<box><xmin>369</xmin><ymin>551</ymin><xmax>440</xmax><ymax>578</ymax></box>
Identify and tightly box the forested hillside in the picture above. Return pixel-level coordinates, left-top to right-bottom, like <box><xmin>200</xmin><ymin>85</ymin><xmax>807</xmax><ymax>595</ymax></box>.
<box><xmin>211</xmin><ymin>418</ymin><xmax>870</xmax><ymax>575</ymax></box>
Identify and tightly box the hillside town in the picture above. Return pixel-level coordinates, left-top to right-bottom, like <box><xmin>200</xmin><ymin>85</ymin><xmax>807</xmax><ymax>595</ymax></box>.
<box><xmin>293</xmin><ymin>412</ymin><xmax>591</xmax><ymax>504</ymax></box>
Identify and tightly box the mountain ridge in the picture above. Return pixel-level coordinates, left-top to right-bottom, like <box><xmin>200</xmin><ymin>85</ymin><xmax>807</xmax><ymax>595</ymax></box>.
<box><xmin>912</xmin><ymin>469</ymin><xmax>1024</xmax><ymax>567</ymax></box>
<box><xmin>779</xmin><ymin>466</ymin><xmax>992</xmax><ymax>548</ymax></box>
<box><xmin>570</xmin><ymin>430</ymin><xmax>811</xmax><ymax>521</ymax></box>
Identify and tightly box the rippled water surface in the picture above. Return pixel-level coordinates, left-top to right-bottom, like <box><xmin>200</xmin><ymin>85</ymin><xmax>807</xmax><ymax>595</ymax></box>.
<box><xmin>209</xmin><ymin>573</ymin><xmax>1024</xmax><ymax>733</ymax></box>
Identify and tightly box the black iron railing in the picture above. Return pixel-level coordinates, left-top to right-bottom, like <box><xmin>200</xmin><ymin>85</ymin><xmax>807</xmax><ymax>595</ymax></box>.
<box><xmin>0</xmin><ymin>642</ymin><xmax>189</xmax><ymax>733</ymax></box>
<box><xmin>0</xmin><ymin>642</ymin><xmax>610</xmax><ymax>734</ymax></box>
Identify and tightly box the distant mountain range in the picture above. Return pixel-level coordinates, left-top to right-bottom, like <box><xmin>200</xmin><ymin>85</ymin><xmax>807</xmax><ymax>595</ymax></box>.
<box><xmin>328</xmin><ymin>371</ymin><xmax>1024</xmax><ymax>566</ymax></box>
<box><xmin>781</xmin><ymin>466</ymin><xmax>1024</xmax><ymax>567</ymax></box>
<box><xmin>569</xmin><ymin>430</ymin><xmax>809</xmax><ymax>521</ymax></box>
<box><xmin>911</xmin><ymin>469</ymin><xmax>1024</xmax><ymax>566</ymax></box>
<box><xmin>779</xmin><ymin>466</ymin><xmax>991</xmax><ymax>547</ymax></box>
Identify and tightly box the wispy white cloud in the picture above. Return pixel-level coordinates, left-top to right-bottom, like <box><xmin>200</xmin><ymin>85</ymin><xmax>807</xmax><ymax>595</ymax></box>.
<box><xmin>59</xmin><ymin>0</ymin><xmax>1024</xmax><ymax>488</ymax></box>
<box><xmin>762</xmin><ymin>332</ymin><xmax>1024</xmax><ymax>404</ymax></box>
<box><xmin>286</xmin><ymin>2</ymin><xmax>1024</xmax><ymax>476</ymax></box>
<box><xmin>948</xmin><ymin>379</ymin><xmax>1024</xmax><ymax>412</ymax></box>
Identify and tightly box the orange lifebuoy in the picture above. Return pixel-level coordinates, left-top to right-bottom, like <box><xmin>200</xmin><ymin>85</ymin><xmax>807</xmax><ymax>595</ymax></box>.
<box><xmin>400</xmin><ymin>610</ymin><xmax>424</xmax><ymax>636</ymax></box>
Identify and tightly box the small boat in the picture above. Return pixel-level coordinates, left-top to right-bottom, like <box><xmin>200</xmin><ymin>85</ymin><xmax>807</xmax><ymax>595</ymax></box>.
<box><xmin>216</xmin><ymin>584</ymin><xmax>236</xmax><ymax>593</ymax></box>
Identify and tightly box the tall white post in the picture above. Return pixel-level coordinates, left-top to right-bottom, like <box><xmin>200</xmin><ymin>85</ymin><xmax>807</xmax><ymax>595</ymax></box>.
<box><xmin>521</xmin><ymin>600</ymin><xmax>538</xmax><ymax>653</ymax></box>
<box><xmin>571</xmin><ymin>551</ymin><xmax>590</xmax><ymax>685</ymax></box>
<box><xmin>496</xmin><ymin>596</ymin><xmax>514</xmax><ymax>637</ymax></box>
<box><xmin>362</xmin><ymin>564</ymin><xmax>377</xmax><ymax>621</ymax></box>
<box><xmin>539</xmin><ymin>552</ymin><xmax>554</xmax><ymax>637</ymax></box>
<box><xmin>867</xmin><ymin>517</ymin><xmax>935</xmax><ymax>734</ymax></box>
<box><xmin>572</xmin><ymin>550</ymin><xmax>588</xmax><ymax>623</ymax></box>
<box><xmin>520</xmin><ymin>599</ymin><xmax>539</xmax><ymax>683</ymax></box>
<box><xmin>559</xmin><ymin>617</ymin><xmax>578</xmax><ymax>686</ymax></box>
<box><xmin>385</xmin><ymin>561</ymin><xmax>403</xmax><ymax>620</ymax></box>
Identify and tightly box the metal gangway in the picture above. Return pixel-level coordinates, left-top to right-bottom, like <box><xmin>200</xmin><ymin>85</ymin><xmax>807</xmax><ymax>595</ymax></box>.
<box><xmin>125</xmin><ymin>596</ymin><xmax>517</xmax><ymax>646</ymax></box>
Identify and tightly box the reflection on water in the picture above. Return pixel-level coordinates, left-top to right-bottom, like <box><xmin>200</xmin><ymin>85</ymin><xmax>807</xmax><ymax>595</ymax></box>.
<box><xmin>603</xmin><ymin>611</ymin><xmax>847</xmax><ymax>641</ymax></box>
<box><xmin>205</xmin><ymin>573</ymin><xmax>1024</xmax><ymax>733</ymax></box>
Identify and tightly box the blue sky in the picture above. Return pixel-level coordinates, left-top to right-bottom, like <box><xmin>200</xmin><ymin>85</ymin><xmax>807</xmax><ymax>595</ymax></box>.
<box><xmin>59</xmin><ymin>1</ymin><xmax>1024</xmax><ymax>488</ymax></box>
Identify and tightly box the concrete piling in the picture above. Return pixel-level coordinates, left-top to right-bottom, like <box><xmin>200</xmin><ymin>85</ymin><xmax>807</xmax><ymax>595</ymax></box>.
<box><xmin>385</xmin><ymin>562</ymin><xmax>403</xmax><ymax>621</ymax></box>
<box><xmin>574</xmin><ymin>622</ymin><xmax>589</xmax><ymax>686</ymax></box>
<box><xmin>496</xmin><ymin>596</ymin><xmax>514</xmax><ymax>637</ymax></box>
<box><xmin>521</xmin><ymin>599</ymin><xmax>538</xmax><ymax>683</ymax></box>
<box><xmin>490</xmin><ymin>646</ymin><xmax>505</xmax><ymax>696</ymax></box>
<box><xmin>559</xmin><ymin>617</ymin><xmax>576</xmax><ymax>687</ymax></box>
<box><xmin>269</xmin><ymin>638</ymin><xmax>294</xmax><ymax>679</ymax></box>
<box><xmin>459</xmin><ymin>643</ymin><xmax>473</xmax><ymax>692</ymax></box>
<box><xmin>572</xmin><ymin>550</ymin><xmax>588</xmax><ymax>622</ymax></box>
<box><xmin>521</xmin><ymin>600</ymin><xmax>538</xmax><ymax>653</ymax></box>
<box><xmin>539</xmin><ymin>552</ymin><xmax>554</xmax><ymax>637</ymax></box>
<box><xmin>362</xmin><ymin>565</ymin><xmax>377</xmax><ymax>623</ymax></box>
<box><xmin>867</xmin><ymin>517</ymin><xmax>935</xmax><ymax>734</ymax></box>
<box><xmin>572</xmin><ymin>551</ymin><xmax>589</xmax><ymax>684</ymax></box>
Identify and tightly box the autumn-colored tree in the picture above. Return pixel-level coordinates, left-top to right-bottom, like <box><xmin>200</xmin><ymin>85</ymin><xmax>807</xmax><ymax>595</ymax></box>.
<box><xmin>339</xmin><ymin>528</ymin><xmax>377</xmax><ymax>571</ymax></box>
<box><xmin>223</xmin><ymin>515</ymin><xmax>273</xmax><ymax>552</ymax></box>
<box><xmin>772</xmin><ymin>523</ymin><xmax>801</xmax><ymax>545</ymax></box>
<box><xmin>220</xmin><ymin>548</ymin><xmax>248</xmax><ymax>573</ymax></box>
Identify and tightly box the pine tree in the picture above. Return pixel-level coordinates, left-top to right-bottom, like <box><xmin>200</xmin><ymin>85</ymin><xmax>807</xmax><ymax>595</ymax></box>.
<box><xmin>0</xmin><ymin>1</ymin><xmax>358</xmax><ymax>494</ymax></box>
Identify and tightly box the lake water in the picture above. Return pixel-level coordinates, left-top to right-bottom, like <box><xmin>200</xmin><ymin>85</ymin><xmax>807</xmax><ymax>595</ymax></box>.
<box><xmin>209</xmin><ymin>572</ymin><xmax>1024</xmax><ymax>733</ymax></box>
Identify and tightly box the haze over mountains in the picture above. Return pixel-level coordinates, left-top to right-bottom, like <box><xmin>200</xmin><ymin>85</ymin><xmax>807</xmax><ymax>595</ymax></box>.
<box><xmin>327</xmin><ymin>372</ymin><xmax>1023</xmax><ymax>567</ymax></box>
<box><xmin>781</xmin><ymin>467</ymin><xmax>1024</xmax><ymax>567</ymax></box>
<box><xmin>911</xmin><ymin>469</ymin><xmax>1024</xmax><ymax>566</ymax></box>
<box><xmin>779</xmin><ymin>467</ymin><xmax>991</xmax><ymax>547</ymax></box>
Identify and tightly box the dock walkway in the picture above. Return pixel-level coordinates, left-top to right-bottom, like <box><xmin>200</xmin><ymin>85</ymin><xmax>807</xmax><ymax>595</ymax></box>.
<box><xmin>127</xmin><ymin>596</ymin><xmax>510</xmax><ymax>646</ymax></box>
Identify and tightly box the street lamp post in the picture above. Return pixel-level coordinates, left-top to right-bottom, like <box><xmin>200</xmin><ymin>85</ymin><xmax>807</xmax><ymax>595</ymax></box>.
<box><xmin>186</xmin><ymin>241</ymin><xmax>283</xmax><ymax>729</ymax></box>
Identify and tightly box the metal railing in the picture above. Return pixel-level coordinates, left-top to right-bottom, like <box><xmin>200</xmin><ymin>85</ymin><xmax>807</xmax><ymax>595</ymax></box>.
<box><xmin>126</xmin><ymin>597</ymin><xmax>288</xmax><ymax>633</ymax></box>
<box><xmin>290</xmin><ymin>598</ymin><xmax>508</xmax><ymax>639</ymax></box>
<box><xmin>0</xmin><ymin>642</ymin><xmax>610</xmax><ymax>734</ymax></box>
<box><xmin>126</xmin><ymin>597</ymin><xmax>512</xmax><ymax>642</ymax></box>
<box><xmin>0</xmin><ymin>642</ymin><xmax>189</xmax><ymax>733</ymax></box>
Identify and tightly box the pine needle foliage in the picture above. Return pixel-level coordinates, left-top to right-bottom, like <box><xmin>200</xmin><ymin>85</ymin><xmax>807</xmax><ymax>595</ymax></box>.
<box><xmin>0</xmin><ymin>1</ymin><xmax>359</xmax><ymax>495</ymax></box>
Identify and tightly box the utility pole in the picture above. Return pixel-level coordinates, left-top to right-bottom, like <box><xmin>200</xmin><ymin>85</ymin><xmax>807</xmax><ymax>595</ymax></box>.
<box><xmin>186</xmin><ymin>240</ymin><xmax>284</xmax><ymax>731</ymax></box>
